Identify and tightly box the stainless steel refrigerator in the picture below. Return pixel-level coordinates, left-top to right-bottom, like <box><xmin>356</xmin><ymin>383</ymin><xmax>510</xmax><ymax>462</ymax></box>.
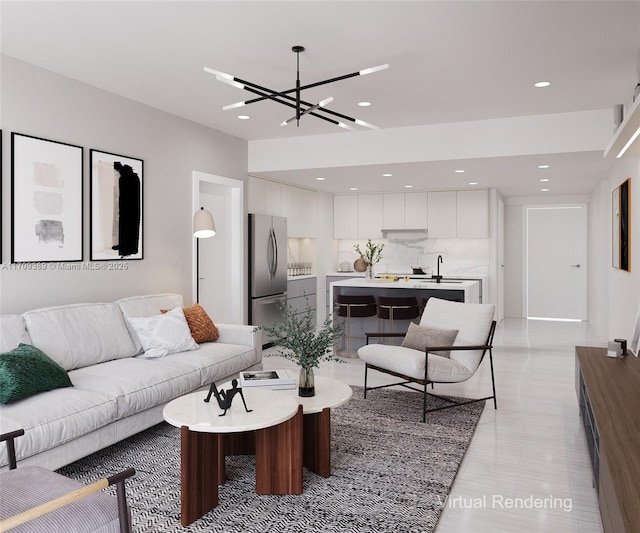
<box><xmin>248</xmin><ymin>214</ymin><xmax>287</xmax><ymax>332</ymax></box>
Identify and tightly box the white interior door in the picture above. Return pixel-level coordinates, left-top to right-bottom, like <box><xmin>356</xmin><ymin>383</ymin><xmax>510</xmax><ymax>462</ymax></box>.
<box><xmin>526</xmin><ymin>205</ymin><xmax>587</xmax><ymax>320</ymax></box>
<box><xmin>193</xmin><ymin>172</ymin><xmax>244</xmax><ymax>324</ymax></box>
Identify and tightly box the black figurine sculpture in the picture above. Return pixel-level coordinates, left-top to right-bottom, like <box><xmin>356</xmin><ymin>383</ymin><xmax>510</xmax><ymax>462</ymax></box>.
<box><xmin>203</xmin><ymin>379</ymin><xmax>253</xmax><ymax>416</ymax></box>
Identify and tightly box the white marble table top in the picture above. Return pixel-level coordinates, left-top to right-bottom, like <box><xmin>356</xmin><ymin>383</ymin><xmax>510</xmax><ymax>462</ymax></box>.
<box><xmin>330</xmin><ymin>277</ymin><xmax>479</xmax><ymax>290</ymax></box>
<box><xmin>221</xmin><ymin>375</ymin><xmax>353</xmax><ymax>415</ymax></box>
<box><xmin>162</xmin><ymin>388</ymin><xmax>299</xmax><ymax>433</ymax></box>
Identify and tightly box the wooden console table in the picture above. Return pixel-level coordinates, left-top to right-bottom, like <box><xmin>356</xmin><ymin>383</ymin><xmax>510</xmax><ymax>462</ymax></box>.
<box><xmin>575</xmin><ymin>346</ymin><xmax>640</xmax><ymax>533</ymax></box>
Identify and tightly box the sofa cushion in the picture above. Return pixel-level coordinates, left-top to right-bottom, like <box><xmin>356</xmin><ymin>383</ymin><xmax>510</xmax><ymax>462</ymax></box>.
<box><xmin>0</xmin><ymin>388</ymin><xmax>117</xmax><ymax>467</ymax></box>
<box><xmin>162</xmin><ymin>342</ymin><xmax>262</xmax><ymax>387</ymax></box>
<box><xmin>70</xmin><ymin>358</ymin><xmax>202</xmax><ymax>419</ymax></box>
<box><xmin>401</xmin><ymin>323</ymin><xmax>458</xmax><ymax>357</ymax></box>
<box><xmin>162</xmin><ymin>303</ymin><xmax>219</xmax><ymax>344</ymax></box>
<box><xmin>117</xmin><ymin>293</ymin><xmax>184</xmax><ymax>318</ymax></box>
<box><xmin>126</xmin><ymin>307</ymin><xmax>198</xmax><ymax>358</ymax></box>
<box><xmin>0</xmin><ymin>344</ymin><xmax>73</xmax><ymax>404</ymax></box>
<box><xmin>0</xmin><ymin>315</ymin><xmax>31</xmax><ymax>352</ymax></box>
<box><xmin>0</xmin><ymin>466</ymin><xmax>122</xmax><ymax>532</ymax></box>
<box><xmin>23</xmin><ymin>302</ymin><xmax>138</xmax><ymax>371</ymax></box>
<box><xmin>117</xmin><ymin>294</ymin><xmax>185</xmax><ymax>354</ymax></box>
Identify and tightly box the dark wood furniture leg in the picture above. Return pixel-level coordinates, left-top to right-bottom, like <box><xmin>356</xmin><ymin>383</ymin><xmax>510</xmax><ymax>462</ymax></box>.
<box><xmin>180</xmin><ymin>426</ymin><xmax>219</xmax><ymax>527</ymax></box>
<box><xmin>303</xmin><ymin>407</ymin><xmax>332</xmax><ymax>477</ymax></box>
<box><xmin>254</xmin><ymin>405</ymin><xmax>303</xmax><ymax>495</ymax></box>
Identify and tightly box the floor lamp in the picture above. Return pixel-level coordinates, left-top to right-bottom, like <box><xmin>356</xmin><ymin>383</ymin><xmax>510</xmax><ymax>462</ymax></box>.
<box><xmin>193</xmin><ymin>207</ymin><xmax>216</xmax><ymax>303</ymax></box>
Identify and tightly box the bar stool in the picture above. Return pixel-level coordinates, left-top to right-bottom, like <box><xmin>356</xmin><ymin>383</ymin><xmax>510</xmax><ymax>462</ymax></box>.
<box><xmin>336</xmin><ymin>294</ymin><xmax>377</xmax><ymax>357</ymax></box>
<box><xmin>377</xmin><ymin>296</ymin><xmax>420</xmax><ymax>343</ymax></box>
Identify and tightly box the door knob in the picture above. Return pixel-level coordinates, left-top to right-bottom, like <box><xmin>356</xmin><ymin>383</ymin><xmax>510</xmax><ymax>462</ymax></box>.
<box><xmin>570</xmin><ymin>264</ymin><xmax>581</xmax><ymax>268</ymax></box>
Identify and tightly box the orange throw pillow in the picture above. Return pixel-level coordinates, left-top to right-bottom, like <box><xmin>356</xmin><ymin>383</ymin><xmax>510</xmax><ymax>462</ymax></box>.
<box><xmin>161</xmin><ymin>303</ymin><xmax>219</xmax><ymax>343</ymax></box>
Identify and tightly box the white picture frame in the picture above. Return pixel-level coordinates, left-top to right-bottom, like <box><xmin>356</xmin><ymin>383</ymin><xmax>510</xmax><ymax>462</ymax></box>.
<box><xmin>11</xmin><ymin>133</ymin><xmax>83</xmax><ymax>263</ymax></box>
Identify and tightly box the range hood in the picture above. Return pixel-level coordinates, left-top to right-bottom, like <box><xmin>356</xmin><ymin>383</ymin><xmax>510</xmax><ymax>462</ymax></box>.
<box><xmin>381</xmin><ymin>228</ymin><xmax>428</xmax><ymax>236</ymax></box>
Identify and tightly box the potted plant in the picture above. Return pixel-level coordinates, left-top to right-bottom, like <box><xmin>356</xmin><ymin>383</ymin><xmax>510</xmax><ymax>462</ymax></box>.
<box><xmin>262</xmin><ymin>298</ymin><xmax>343</xmax><ymax>397</ymax></box>
<box><xmin>354</xmin><ymin>239</ymin><xmax>384</xmax><ymax>279</ymax></box>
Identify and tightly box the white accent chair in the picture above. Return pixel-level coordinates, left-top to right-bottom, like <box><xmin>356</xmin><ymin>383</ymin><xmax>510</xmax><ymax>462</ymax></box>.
<box><xmin>358</xmin><ymin>298</ymin><xmax>497</xmax><ymax>422</ymax></box>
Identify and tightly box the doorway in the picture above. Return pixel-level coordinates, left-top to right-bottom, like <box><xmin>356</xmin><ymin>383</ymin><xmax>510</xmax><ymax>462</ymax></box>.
<box><xmin>526</xmin><ymin>205</ymin><xmax>587</xmax><ymax>320</ymax></box>
<box><xmin>192</xmin><ymin>172</ymin><xmax>244</xmax><ymax>324</ymax></box>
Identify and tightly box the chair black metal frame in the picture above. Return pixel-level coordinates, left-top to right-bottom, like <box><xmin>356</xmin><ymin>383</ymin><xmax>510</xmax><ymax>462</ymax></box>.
<box><xmin>363</xmin><ymin>320</ymin><xmax>497</xmax><ymax>422</ymax></box>
<box><xmin>0</xmin><ymin>429</ymin><xmax>135</xmax><ymax>533</ymax></box>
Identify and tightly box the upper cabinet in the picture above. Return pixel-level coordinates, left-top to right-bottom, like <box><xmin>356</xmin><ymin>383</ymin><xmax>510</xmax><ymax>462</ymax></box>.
<box><xmin>357</xmin><ymin>194</ymin><xmax>383</xmax><ymax>238</ymax></box>
<box><xmin>334</xmin><ymin>189</ymin><xmax>488</xmax><ymax>239</ymax></box>
<box><xmin>427</xmin><ymin>191</ymin><xmax>457</xmax><ymax>238</ymax></box>
<box><xmin>248</xmin><ymin>176</ymin><xmax>318</xmax><ymax>238</ymax></box>
<box><xmin>456</xmin><ymin>189</ymin><xmax>489</xmax><ymax>238</ymax></box>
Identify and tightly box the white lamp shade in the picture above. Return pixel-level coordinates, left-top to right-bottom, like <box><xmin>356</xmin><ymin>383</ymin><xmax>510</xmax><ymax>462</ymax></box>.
<box><xmin>193</xmin><ymin>208</ymin><xmax>216</xmax><ymax>238</ymax></box>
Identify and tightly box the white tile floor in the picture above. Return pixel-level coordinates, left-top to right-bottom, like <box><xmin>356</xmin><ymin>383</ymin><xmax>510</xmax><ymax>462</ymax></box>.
<box><xmin>262</xmin><ymin>318</ymin><xmax>605</xmax><ymax>533</ymax></box>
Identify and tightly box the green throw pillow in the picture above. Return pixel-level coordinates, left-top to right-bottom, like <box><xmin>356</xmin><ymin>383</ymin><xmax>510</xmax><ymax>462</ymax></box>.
<box><xmin>0</xmin><ymin>343</ymin><xmax>73</xmax><ymax>404</ymax></box>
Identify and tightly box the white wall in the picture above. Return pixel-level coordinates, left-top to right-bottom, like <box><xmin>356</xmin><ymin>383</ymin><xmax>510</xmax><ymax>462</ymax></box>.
<box><xmin>0</xmin><ymin>57</ymin><xmax>248</xmax><ymax>314</ymax></box>
<box><xmin>588</xmin><ymin>181</ymin><xmax>610</xmax><ymax>340</ymax></box>
<box><xmin>504</xmin><ymin>204</ymin><xmax>524</xmax><ymax>317</ymax></box>
<box><xmin>607</xmin><ymin>157</ymin><xmax>640</xmax><ymax>342</ymax></box>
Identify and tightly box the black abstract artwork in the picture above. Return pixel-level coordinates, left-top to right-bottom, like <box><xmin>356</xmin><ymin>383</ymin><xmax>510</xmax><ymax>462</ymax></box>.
<box><xmin>90</xmin><ymin>150</ymin><xmax>143</xmax><ymax>260</ymax></box>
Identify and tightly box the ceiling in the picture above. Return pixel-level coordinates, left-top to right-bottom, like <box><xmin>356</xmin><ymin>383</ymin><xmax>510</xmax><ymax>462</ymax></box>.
<box><xmin>2</xmin><ymin>1</ymin><xmax>639</xmax><ymax>196</ymax></box>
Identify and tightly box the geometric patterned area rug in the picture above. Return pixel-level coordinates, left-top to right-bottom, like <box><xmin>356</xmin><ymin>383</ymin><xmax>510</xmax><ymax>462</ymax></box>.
<box><xmin>58</xmin><ymin>387</ymin><xmax>484</xmax><ymax>533</ymax></box>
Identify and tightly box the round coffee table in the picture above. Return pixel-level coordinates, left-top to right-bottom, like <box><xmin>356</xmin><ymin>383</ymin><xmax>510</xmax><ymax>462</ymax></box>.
<box><xmin>221</xmin><ymin>375</ymin><xmax>352</xmax><ymax>478</ymax></box>
<box><xmin>163</xmin><ymin>388</ymin><xmax>302</xmax><ymax>527</ymax></box>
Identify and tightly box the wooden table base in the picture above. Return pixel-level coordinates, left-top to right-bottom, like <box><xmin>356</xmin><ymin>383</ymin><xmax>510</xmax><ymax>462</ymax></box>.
<box><xmin>302</xmin><ymin>407</ymin><xmax>332</xmax><ymax>477</ymax></box>
<box><xmin>179</xmin><ymin>406</ymin><xmax>305</xmax><ymax>525</ymax></box>
<box><xmin>180</xmin><ymin>426</ymin><xmax>219</xmax><ymax>527</ymax></box>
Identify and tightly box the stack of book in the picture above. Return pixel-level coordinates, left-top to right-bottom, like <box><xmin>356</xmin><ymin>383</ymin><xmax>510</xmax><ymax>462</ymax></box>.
<box><xmin>239</xmin><ymin>369</ymin><xmax>297</xmax><ymax>390</ymax></box>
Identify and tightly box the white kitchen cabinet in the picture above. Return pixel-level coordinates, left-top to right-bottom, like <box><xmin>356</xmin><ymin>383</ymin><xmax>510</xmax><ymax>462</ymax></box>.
<box><xmin>248</xmin><ymin>176</ymin><xmax>281</xmax><ymax>216</ymax></box>
<box><xmin>427</xmin><ymin>191</ymin><xmax>457</xmax><ymax>238</ymax></box>
<box><xmin>333</xmin><ymin>195</ymin><xmax>359</xmax><ymax>238</ymax></box>
<box><xmin>282</xmin><ymin>186</ymin><xmax>317</xmax><ymax>238</ymax></box>
<box><xmin>382</xmin><ymin>194</ymin><xmax>405</xmax><ymax>229</ymax></box>
<box><xmin>357</xmin><ymin>194</ymin><xmax>383</xmax><ymax>238</ymax></box>
<box><xmin>457</xmin><ymin>189</ymin><xmax>489</xmax><ymax>238</ymax></box>
<box><xmin>247</xmin><ymin>176</ymin><xmax>267</xmax><ymax>215</ymax></box>
<box><xmin>404</xmin><ymin>192</ymin><xmax>428</xmax><ymax>228</ymax></box>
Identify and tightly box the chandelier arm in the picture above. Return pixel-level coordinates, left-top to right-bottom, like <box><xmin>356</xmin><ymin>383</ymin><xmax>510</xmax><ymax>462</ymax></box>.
<box><xmin>240</xmin><ymin>85</ymin><xmax>343</xmax><ymax>127</ymax></box>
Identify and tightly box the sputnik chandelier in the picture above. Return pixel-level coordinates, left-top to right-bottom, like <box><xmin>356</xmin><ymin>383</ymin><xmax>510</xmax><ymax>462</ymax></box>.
<box><xmin>204</xmin><ymin>45</ymin><xmax>389</xmax><ymax>130</ymax></box>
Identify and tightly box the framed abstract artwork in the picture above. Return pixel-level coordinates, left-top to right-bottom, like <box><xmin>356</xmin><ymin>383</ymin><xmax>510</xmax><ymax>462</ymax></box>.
<box><xmin>612</xmin><ymin>178</ymin><xmax>630</xmax><ymax>271</ymax></box>
<box><xmin>11</xmin><ymin>133</ymin><xmax>83</xmax><ymax>263</ymax></box>
<box><xmin>90</xmin><ymin>149</ymin><xmax>143</xmax><ymax>260</ymax></box>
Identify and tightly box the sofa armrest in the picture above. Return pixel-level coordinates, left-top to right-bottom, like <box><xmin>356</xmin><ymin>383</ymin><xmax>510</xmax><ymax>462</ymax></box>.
<box><xmin>216</xmin><ymin>324</ymin><xmax>263</xmax><ymax>360</ymax></box>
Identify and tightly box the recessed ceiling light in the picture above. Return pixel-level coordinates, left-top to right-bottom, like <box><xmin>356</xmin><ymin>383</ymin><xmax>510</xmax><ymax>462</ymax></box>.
<box><xmin>541</xmin><ymin>188</ymin><xmax>550</xmax><ymax>192</ymax></box>
<box><xmin>454</xmin><ymin>169</ymin><xmax>465</xmax><ymax>173</ymax></box>
<box><xmin>534</xmin><ymin>81</ymin><xmax>551</xmax><ymax>88</ymax></box>
<box><xmin>358</xmin><ymin>101</ymin><xmax>372</xmax><ymax>107</ymax></box>
<box><xmin>538</xmin><ymin>164</ymin><xmax>550</xmax><ymax>169</ymax></box>
<box><xmin>349</xmin><ymin>187</ymin><xmax>358</xmax><ymax>191</ymax></box>
<box><xmin>315</xmin><ymin>177</ymin><xmax>326</xmax><ymax>181</ymax></box>
<box><xmin>383</xmin><ymin>173</ymin><xmax>393</xmax><ymax>177</ymax></box>
<box><xmin>237</xmin><ymin>115</ymin><xmax>250</xmax><ymax>120</ymax></box>
<box><xmin>539</xmin><ymin>178</ymin><xmax>550</xmax><ymax>182</ymax></box>
<box><xmin>404</xmin><ymin>185</ymin><xmax>414</xmax><ymax>188</ymax></box>
<box><xmin>469</xmin><ymin>182</ymin><xmax>478</xmax><ymax>186</ymax></box>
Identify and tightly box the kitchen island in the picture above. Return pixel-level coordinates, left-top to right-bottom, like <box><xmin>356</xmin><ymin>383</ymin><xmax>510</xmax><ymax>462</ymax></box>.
<box><xmin>329</xmin><ymin>277</ymin><xmax>481</xmax><ymax>354</ymax></box>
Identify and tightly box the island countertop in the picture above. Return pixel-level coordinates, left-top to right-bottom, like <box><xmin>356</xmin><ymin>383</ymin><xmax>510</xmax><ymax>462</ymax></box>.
<box><xmin>330</xmin><ymin>277</ymin><xmax>481</xmax><ymax>305</ymax></box>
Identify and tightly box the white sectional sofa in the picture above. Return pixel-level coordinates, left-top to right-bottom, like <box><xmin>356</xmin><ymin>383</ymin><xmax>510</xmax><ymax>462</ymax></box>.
<box><xmin>0</xmin><ymin>293</ymin><xmax>262</xmax><ymax>471</ymax></box>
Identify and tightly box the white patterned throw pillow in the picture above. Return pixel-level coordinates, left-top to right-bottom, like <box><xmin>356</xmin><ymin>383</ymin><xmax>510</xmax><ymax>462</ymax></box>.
<box><xmin>126</xmin><ymin>307</ymin><xmax>198</xmax><ymax>358</ymax></box>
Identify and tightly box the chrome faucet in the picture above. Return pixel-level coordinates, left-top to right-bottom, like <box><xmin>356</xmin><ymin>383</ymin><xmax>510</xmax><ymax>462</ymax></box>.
<box><xmin>433</xmin><ymin>255</ymin><xmax>443</xmax><ymax>283</ymax></box>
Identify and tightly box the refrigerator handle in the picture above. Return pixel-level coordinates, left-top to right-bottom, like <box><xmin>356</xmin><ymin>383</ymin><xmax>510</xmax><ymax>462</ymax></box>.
<box><xmin>272</xmin><ymin>229</ymin><xmax>279</xmax><ymax>278</ymax></box>
<box><xmin>267</xmin><ymin>228</ymin><xmax>276</xmax><ymax>279</ymax></box>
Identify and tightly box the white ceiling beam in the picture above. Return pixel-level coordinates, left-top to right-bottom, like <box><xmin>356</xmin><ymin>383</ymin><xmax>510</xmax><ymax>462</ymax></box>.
<box><xmin>248</xmin><ymin>109</ymin><xmax>612</xmax><ymax>173</ymax></box>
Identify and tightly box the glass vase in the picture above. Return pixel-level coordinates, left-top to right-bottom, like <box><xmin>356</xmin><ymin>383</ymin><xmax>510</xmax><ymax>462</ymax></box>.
<box><xmin>365</xmin><ymin>264</ymin><xmax>374</xmax><ymax>280</ymax></box>
<box><xmin>298</xmin><ymin>366</ymin><xmax>315</xmax><ymax>397</ymax></box>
